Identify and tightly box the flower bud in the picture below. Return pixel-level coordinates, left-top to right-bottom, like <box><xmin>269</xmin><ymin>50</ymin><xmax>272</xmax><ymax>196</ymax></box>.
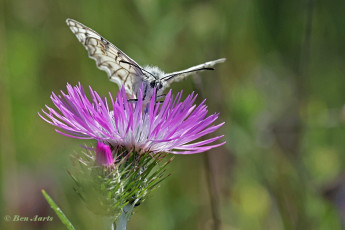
<box><xmin>95</xmin><ymin>142</ymin><xmax>114</xmax><ymax>166</ymax></box>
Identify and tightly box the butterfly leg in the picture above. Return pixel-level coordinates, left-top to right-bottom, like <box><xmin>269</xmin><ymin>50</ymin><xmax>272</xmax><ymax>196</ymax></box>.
<box><xmin>128</xmin><ymin>98</ymin><xmax>138</xmax><ymax>103</ymax></box>
<box><xmin>156</xmin><ymin>100</ymin><xmax>165</xmax><ymax>104</ymax></box>
<box><xmin>156</xmin><ymin>94</ymin><xmax>166</xmax><ymax>99</ymax></box>
<box><xmin>154</xmin><ymin>94</ymin><xmax>166</xmax><ymax>104</ymax></box>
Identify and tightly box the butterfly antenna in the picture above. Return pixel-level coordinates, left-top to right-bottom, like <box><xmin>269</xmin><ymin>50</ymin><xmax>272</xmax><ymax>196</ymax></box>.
<box><xmin>119</xmin><ymin>60</ymin><xmax>155</xmax><ymax>79</ymax></box>
<box><xmin>162</xmin><ymin>67</ymin><xmax>214</xmax><ymax>81</ymax></box>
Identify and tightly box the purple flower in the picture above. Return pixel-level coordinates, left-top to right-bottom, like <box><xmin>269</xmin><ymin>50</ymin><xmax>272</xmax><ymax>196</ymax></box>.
<box><xmin>95</xmin><ymin>142</ymin><xmax>114</xmax><ymax>166</ymax></box>
<box><xmin>39</xmin><ymin>83</ymin><xmax>225</xmax><ymax>154</ymax></box>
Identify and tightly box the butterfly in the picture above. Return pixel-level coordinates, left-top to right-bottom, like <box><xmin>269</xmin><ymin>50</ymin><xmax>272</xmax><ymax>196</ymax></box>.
<box><xmin>66</xmin><ymin>18</ymin><xmax>226</xmax><ymax>102</ymax></box>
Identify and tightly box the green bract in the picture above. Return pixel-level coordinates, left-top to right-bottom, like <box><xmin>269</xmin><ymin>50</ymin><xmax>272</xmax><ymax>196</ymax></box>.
<box><xmin>70</xmin><ymin>146</ymin><xmax>172</xmax><ymax>219</ymax></box>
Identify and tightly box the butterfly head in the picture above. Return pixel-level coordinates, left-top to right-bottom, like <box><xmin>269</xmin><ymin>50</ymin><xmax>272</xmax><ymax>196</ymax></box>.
<box><xmin>150</xmin><ymin>79</ymin><xmax>163</xmax><ymax>90</ymax></box>
<box><xmin>143</xmin><ymin>66</ymin><xmax>165</xmax><ymax>89</ymax></box>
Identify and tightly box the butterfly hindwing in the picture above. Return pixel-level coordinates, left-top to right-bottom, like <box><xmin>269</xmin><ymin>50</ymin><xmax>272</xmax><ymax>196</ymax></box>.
<box><xmin>66</xmin><ymin>18</ymin><xmax>144</xmax><ymax>95</ymax></box>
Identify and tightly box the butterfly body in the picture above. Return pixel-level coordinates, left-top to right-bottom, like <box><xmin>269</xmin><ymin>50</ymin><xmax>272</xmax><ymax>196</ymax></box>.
<box><xmin>66</xmin><ymin>18</ymin><xmax>225</xmax><ymax>102</ymax></box>
<box><xmin>135</xmin><ymin>66</ymin><xmax>165</xmax><ymax>102</ymax></box>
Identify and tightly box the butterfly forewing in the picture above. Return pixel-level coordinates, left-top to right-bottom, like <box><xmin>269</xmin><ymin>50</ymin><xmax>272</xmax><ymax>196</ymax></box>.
<box><xmin>66</xmin><ymin>19</ymin><xmax>226</xmax><ymax>102</ymax></box>
<box><xmin>66</xmin><ymin>18</ymin><xmax>143</xmax><ymax>95</ymax></box>
<box><xmin>162</xmin><ymin>58</ymin><xmax>226</xmax><ymax>89</ymax></box>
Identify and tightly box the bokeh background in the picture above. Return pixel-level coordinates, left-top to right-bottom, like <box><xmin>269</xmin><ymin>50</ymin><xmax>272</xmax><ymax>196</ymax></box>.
<box><xmin>1</xmin><ymin>0</ymin><xmax>345</xmax><ymax>229</ymax></box>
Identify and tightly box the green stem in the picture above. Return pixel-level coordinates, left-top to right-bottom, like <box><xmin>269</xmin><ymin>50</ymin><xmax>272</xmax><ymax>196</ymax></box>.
<box><xmin>104</xmin><ymin>217</ymin><xmax>114</xmax><ymax>230</ymax></box>
<box><xmin>116</xmin><ymin>204</ymin><xmax>133</xmax><ymax>230</ymax></box>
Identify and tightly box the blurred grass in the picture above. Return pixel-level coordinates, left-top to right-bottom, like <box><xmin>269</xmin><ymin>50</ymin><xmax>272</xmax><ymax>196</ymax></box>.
<box><xmin>1</xmin><ymin>0</ymin><xmax>345</xmax><ymax>229</ymax></box>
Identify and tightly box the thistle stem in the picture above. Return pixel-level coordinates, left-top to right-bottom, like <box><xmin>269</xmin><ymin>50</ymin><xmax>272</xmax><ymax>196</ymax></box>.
<box><xmin>104</xmin><ymin>217</ymin><xmax>114</xmax><ymax>230</ymax></box>
<box><xmin>116</xmin><ymin>204</ymin><xmax>133</xmax><ymax>230</ymax></box>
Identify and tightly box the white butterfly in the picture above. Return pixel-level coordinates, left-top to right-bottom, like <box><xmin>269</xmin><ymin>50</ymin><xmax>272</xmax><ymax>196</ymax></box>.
<box><xmin>66</xmin><ymin>18</ymin><xmax>226</xmax><ymax>102</ymax></box>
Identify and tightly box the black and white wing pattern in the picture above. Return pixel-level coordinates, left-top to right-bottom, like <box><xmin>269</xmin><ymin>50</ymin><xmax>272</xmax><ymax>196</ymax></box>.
<box><xmin>66</xmin><ymin>18</ymin><xmax>144</xmax><ymax>95</ymax></box>
<box><xmin>162</xmin><ymin>58</ymin><xmax>226</xmax><ymax>89</ymax></box>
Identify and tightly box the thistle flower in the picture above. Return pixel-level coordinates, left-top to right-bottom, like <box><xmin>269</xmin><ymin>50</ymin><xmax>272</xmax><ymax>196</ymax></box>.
<box><xmin>39</xmin><ymin>83</ymin><xmax>225</xmax><ymax>154</ymax></box>
<box><xmin>39</xmin><ymin>82</ymin><xmax>226</xmax><ymax>229</ymax></box>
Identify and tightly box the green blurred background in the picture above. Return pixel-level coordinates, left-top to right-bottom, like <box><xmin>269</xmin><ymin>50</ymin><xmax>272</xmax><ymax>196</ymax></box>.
<box><xmin>1</xmin><ymin>0</ymin><xmax>345</xmax><ymax>229</ymax></box>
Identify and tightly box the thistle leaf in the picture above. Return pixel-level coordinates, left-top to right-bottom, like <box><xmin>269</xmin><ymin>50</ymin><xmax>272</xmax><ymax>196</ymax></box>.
<box><xmin>41</xmin><ymin>190</ymin><xmax>76</xmax><ymax>230</ymax></box>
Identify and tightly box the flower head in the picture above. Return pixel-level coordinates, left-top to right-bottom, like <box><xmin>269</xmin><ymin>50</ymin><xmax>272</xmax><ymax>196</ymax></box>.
<box><xmin>39</xmin><ymin>83</ymin><xmax>225</xmax><ymax>154</ymax></box>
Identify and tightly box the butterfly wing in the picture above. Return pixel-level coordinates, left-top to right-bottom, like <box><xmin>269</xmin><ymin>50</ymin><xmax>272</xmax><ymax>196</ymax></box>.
<box><xmin>162</xmin><ymin>58</ymin><xmax>226</xmax><ymax>89</ymax></box>
<box><xmin>66</xmin><ymin>18</ymin><xmax>144</xmax><ymax>95</ymax></box>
